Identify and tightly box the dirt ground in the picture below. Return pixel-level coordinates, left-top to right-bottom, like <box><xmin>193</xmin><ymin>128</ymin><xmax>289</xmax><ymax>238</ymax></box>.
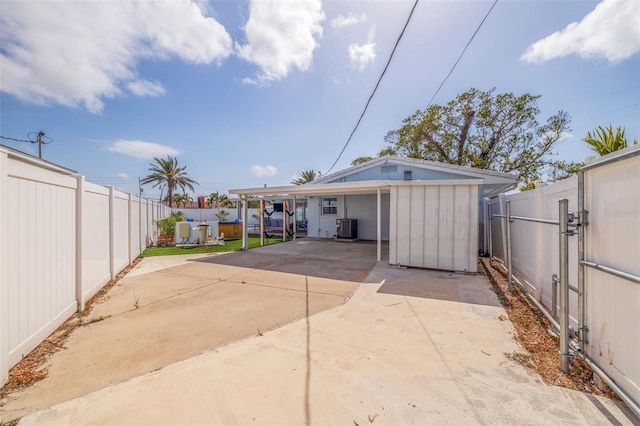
<box><xmin>480</xmin><ymin>257</ymin><xmax>618</xmax><ymax>399</ymax></box>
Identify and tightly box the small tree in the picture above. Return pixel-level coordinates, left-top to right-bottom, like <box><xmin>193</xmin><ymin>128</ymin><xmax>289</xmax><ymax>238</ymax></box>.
<box><xmin>216</xmin><ymin>209</ymin><xmax>230</xmax><ymax>221</ymax></box>
<box><xmin>155</xmin><ymin>211</ymin><xmax>185</xmax><ymax>244</ymax></box>
<box><xmin>583</xmin><ymin>124</ymin><xmax>638</xmax><ymax>156</ymax></box>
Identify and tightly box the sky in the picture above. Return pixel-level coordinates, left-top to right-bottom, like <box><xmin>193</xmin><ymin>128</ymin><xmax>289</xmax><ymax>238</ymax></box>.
<box><xmin>1</xmin><ymin>0</ymin><xmax>639</xmax><ymax>200</ymax></box>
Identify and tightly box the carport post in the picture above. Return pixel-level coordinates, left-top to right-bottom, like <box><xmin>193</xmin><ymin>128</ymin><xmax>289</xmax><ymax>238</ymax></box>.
<box><xmin>292</xmin><ymin>196</ymin><xmax>296</xmax><ymax>241</ymax></box>
<box><xmin>242</xmin><ymin>196</ymin><xmax>248</xmax><ymax>250</ymax></box>
<box><xmin>260</xmin><ymin>199</ymin><xmax>264</xmax><ymax>247</ymax></box>
<box><xmin>377</xmin><ymin>187</ymin><xmax>381</xmax><ymax>262</ymax></box>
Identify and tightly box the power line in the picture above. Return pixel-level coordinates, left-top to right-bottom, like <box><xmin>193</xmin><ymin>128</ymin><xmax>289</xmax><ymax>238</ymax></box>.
<box><xmin>424</xmin><ymin>0</ymin><xmax>498</xmax><ymax>109</ymax></box>
<box><xmin>324</xmin><ymin>0</ymin><xmax>420</xmax><ymax>175</ymax></box>
<box><xmin>0</xmin><ymin>135</ymin><xmax>32</xmax><ymax>143</ymax></box>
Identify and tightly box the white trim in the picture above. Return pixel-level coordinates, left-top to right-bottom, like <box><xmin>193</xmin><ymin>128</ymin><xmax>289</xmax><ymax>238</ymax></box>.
<box><xmin>230</xmin><ymin>179</ymin><xmax>483</xmax><ymax>198</ymax></box>
<box><xmin>314</xmin><ymin>156</ymin><xmax>517</xmax><ymax>184</ymax></box>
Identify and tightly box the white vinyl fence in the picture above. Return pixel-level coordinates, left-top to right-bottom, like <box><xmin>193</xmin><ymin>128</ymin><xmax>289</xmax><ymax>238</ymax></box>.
<box><xmin>0</xmin><ymin>147</ymin><xmax>170</xmax><ymax>385</ymax></box>
<box><xmin>487</xmin><ymin>145</ymin><xmax>640</xmax><ymax>413</ymax></box>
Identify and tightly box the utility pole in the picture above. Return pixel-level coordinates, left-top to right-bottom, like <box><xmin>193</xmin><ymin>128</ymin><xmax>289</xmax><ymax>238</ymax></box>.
<box><xmin>37</xmin><ymin>131</ymin><xmax>45</xmax><ymax>159</ymax></box>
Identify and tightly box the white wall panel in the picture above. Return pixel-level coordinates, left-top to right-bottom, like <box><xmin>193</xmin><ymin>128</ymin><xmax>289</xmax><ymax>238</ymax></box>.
<box><xmin>112</xmin><ymin>192</ymin><xmax>130</xmax><ymax>273</ymax></box>
<box><xmin>82</xmin><ymin>183</ymin><xmax>111</xmax><ymax>301</ymax></box>
<box><xmin>584</xmin><ymin>153</ymin><xmax>640</xmax><ymax>404</ymax></box>
<box><xmin>488</xmin><ymin>148</ymin><xmax>639</xmax><ymax>406</ymax></box>
<box><xmin>390</xmin><ymin>183</ymin><xmax>479</xmax><ymax>272</ymax></box>
<box><xmin>5</xmin><ymin>164</ymin><xmax>77</xmax><ymax>367</ymax></box>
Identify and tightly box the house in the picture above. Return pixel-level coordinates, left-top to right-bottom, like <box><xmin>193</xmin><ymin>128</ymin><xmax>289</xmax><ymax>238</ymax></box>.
<box><xmin>230</xmin><ymin>156</ymin><xmax>518</xmax><ymax>272</ymax></box>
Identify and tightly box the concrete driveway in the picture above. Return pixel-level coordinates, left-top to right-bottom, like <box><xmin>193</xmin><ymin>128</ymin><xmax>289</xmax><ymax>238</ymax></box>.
<box><xmin>1</xmin><ymin>240</ymin><xmax>636</xmax><ymax>425</ymax></box>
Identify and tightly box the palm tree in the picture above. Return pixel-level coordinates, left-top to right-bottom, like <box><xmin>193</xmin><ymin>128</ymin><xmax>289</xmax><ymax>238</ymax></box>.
<box><xmin>291</xmin><ymin>169</ymin><xmax>320</xmax><ymax>185</ymax></box>
<box><xmin>583</xmin><ymin>125</ymin><xmax>638</xmax><ymax>156</ymax></box>
<box><xmin>141</xmin><ymin>156</ymin><xmax>199</xmax><ymax>208</ymax></box>
<box><xmin>176</xmin><ymin>193</ymin><xmax>193</xmax><ymax>208</ymax></box>
<box><xmin>207</xmin><ymin>191</ymin><xmax>235</xmax><ymax>208</ymax></box>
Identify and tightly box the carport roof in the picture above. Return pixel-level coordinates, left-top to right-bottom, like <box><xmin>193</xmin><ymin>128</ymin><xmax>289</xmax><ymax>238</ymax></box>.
<box><xmin>229</xmin><ymin>179</ymin><xmax>483</xmax><ymax>198</ymax></box>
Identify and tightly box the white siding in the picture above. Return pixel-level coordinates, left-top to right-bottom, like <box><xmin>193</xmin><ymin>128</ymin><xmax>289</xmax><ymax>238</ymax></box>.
<box><xmin>390</xmin><ymin>183</ymin><xmax>478</xmax><ymax>272</ymax></box>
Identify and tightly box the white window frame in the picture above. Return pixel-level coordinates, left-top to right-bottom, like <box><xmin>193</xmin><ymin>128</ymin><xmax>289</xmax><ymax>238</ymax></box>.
<box><xmin>321</xmin><ymin>197</ymin><xmax>338</xmax><ymax>215</ymax></box>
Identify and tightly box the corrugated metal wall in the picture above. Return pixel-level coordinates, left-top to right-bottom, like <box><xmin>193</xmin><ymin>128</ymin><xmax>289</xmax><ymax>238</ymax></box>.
<box><xmin>390</xmin><ymin>183</ymin><xmax>479</xmax><ymax>272</ymax></box>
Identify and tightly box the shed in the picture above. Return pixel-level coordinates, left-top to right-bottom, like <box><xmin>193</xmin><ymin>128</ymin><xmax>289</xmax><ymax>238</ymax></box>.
<box><xmin>230</xmin><ymin>156</ymin><xmax>517</xmax><ymax>272</ymax></box>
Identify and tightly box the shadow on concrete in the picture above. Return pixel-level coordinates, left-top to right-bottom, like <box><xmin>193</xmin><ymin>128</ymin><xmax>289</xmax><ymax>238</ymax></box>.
<box><xmin>191</xmin><ymin>239</ymin><xmax>380</xmax><ymax>283</ymax></box>
<box><xmin>374</xmin><ymin>266</ymin><xmax>502</xmax><ymax>307</ymax></box>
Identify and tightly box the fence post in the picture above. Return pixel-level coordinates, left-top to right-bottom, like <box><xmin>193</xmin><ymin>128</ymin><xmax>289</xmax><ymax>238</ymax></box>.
<box><xmin>76</xmin><ymin>175</ymin><xmax>85</xmax><ymax>312</ymax></box>
<box><xmin>559</xmin><ymin>198</ymin><xmax>570</xmax><ymax>373</ymax></box>
<box><xmin>488</xmin><ymin>202</ymin><xmax>493</xmax><ymax>259</ymax></box>
<box><xmin>127</xmin><ymin>193</ymin><xmax>133</xmax><ymax>265</ymax></box>
<box><xmin>0</xmin><ymin>150</ymin><xmax>9</xmax><ymax>386</ymax></box>
<box><xmin>577</xmin><ymin>170</ymin><xmax>587</xmax><ymax>352</ymax></box>
<box><xmin>506</xmin><ymin>200</ymin><xmax>513</xmax><ymax>292</ymax></box>
<box><xmin>552</xmin><ymin>274</ymin><xmax>558</xmax><ymax>320</ymax></box>
<box><xmin>109</xmin><ymin>186</ymin><xmax>115</xmax><ymax>280</ymax></box>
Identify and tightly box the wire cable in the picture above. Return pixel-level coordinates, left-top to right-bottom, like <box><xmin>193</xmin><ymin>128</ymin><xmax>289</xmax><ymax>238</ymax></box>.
<box><xmin>0</xmin><ymin>135</ymin><xmax>32</xmax><ymax>143</ymax></box>
<box><xmin>324</xmin><ymin>0</ymin><xmax>420</xmax><ymax>175</ymax></box>
<box><xmin>424</xmin><ymin>0</ymin><xmax>498</xmax><ymax>109</ymax></box>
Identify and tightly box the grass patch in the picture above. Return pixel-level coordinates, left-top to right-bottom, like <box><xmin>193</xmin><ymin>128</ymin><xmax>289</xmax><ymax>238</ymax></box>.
<box><xmin>140</xmin><ymin>236</ymin><xmax>284</xmax><ymax>257</ymax></box>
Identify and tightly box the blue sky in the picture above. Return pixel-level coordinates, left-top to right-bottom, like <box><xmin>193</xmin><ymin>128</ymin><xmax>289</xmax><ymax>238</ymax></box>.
<box><xmin>1</xmin><ymin>0</ymin><xmax>639</xmax><ymax>199</ymax></box>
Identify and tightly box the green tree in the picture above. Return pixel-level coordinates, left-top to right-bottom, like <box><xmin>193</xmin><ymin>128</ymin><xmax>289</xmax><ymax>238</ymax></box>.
<box><xmin>291</xmin><ymin>170</ymin><xmax>320</xmax><ymax>185</ymax></box>
<box><xmin>141</xmin><ymin>156</ymin><xmax>198</xmax><ymax>208</ymax></box>
<box><xmin>582</xmin><ymin>124</ymin><xmax>638</xmax><ymax>156</ymax></box>
<box><xmin>379</xmin><ymin>88</ymin><xmax>571</xmax><ymax>183</ymax></box>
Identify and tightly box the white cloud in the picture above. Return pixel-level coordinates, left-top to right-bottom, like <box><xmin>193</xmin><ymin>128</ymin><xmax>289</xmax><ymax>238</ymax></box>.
<box><xmin>250</xmin><ymin>165</ymin><xmax>278</xmax><ymax>178</ymax></box>
<box><xmin>521</xmin><ymin>0</ymin><xmax>640</xmax><ymax>63</ymax></box>
<box><xmin>348</xmin><ymin>24</ymin><xmax>376</xmax><ymax>70</ymax></box>
<box><xmin>127</xmin><ymin>80</ymin><xmax>167</xmax><ymax>97</ymax></box>
<box><xmin>116</xmin><ymin>172</ymin><xmax>130</xmax><ymax>179</ymax></box>
<box><xmin>237</xmin><ymin>0</ymin><xmax>325</xmax><ymax>85</ymax></box>
<box><xmin>349</xmin><ymin>43</ymin><xmax>376</xmax><ymax>70</ymax></box>
<box><xmin>331</xmin><ymin>13</ymin><xmax>367</xmax><ymax>30</ymax></box>
<box><xmin>0</xmin><ymin>1</ymin><xmax>232</xmax><ymax>113</ymax></box>
<box><xmin>107</xmin><ymin>140</ymin><xmax>179</xmax><ymax>160</ymax></box>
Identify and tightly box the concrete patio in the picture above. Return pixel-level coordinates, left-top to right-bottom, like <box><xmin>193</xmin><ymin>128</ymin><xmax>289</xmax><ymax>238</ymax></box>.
<box><xmin>1</xmin><ymin>240</ymin><xmax>635</xmax><ymax>425</ymax></box>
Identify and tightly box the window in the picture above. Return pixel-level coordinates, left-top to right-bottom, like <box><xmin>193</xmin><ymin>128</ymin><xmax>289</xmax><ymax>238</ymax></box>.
<box><xmin>322</xmin><ymin>197</ymin><xmax>337</xmax><ymax>215</ymax></box>
<box><xmin>404</xmin><ymin>170</ymin><xmax>413</xmax><ymax>180</ymax></box>
<box><xmin>381</xmin><ymin>165</ymin><xmax>397</xmax><ymax>173</ymax></box>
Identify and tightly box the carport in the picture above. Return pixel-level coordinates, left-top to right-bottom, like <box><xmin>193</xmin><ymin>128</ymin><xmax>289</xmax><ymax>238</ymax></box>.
<box><xmin>230</xmin><ymin>179</ymin><xmax>482</xmax><ymax>272</ymax></box>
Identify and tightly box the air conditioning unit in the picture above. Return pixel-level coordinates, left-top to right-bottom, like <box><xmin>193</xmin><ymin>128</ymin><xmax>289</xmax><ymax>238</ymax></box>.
<box><xmin>336</xmin><ymin>219</ymin><xmax>357</xmax><ymax>239</ymax></box>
